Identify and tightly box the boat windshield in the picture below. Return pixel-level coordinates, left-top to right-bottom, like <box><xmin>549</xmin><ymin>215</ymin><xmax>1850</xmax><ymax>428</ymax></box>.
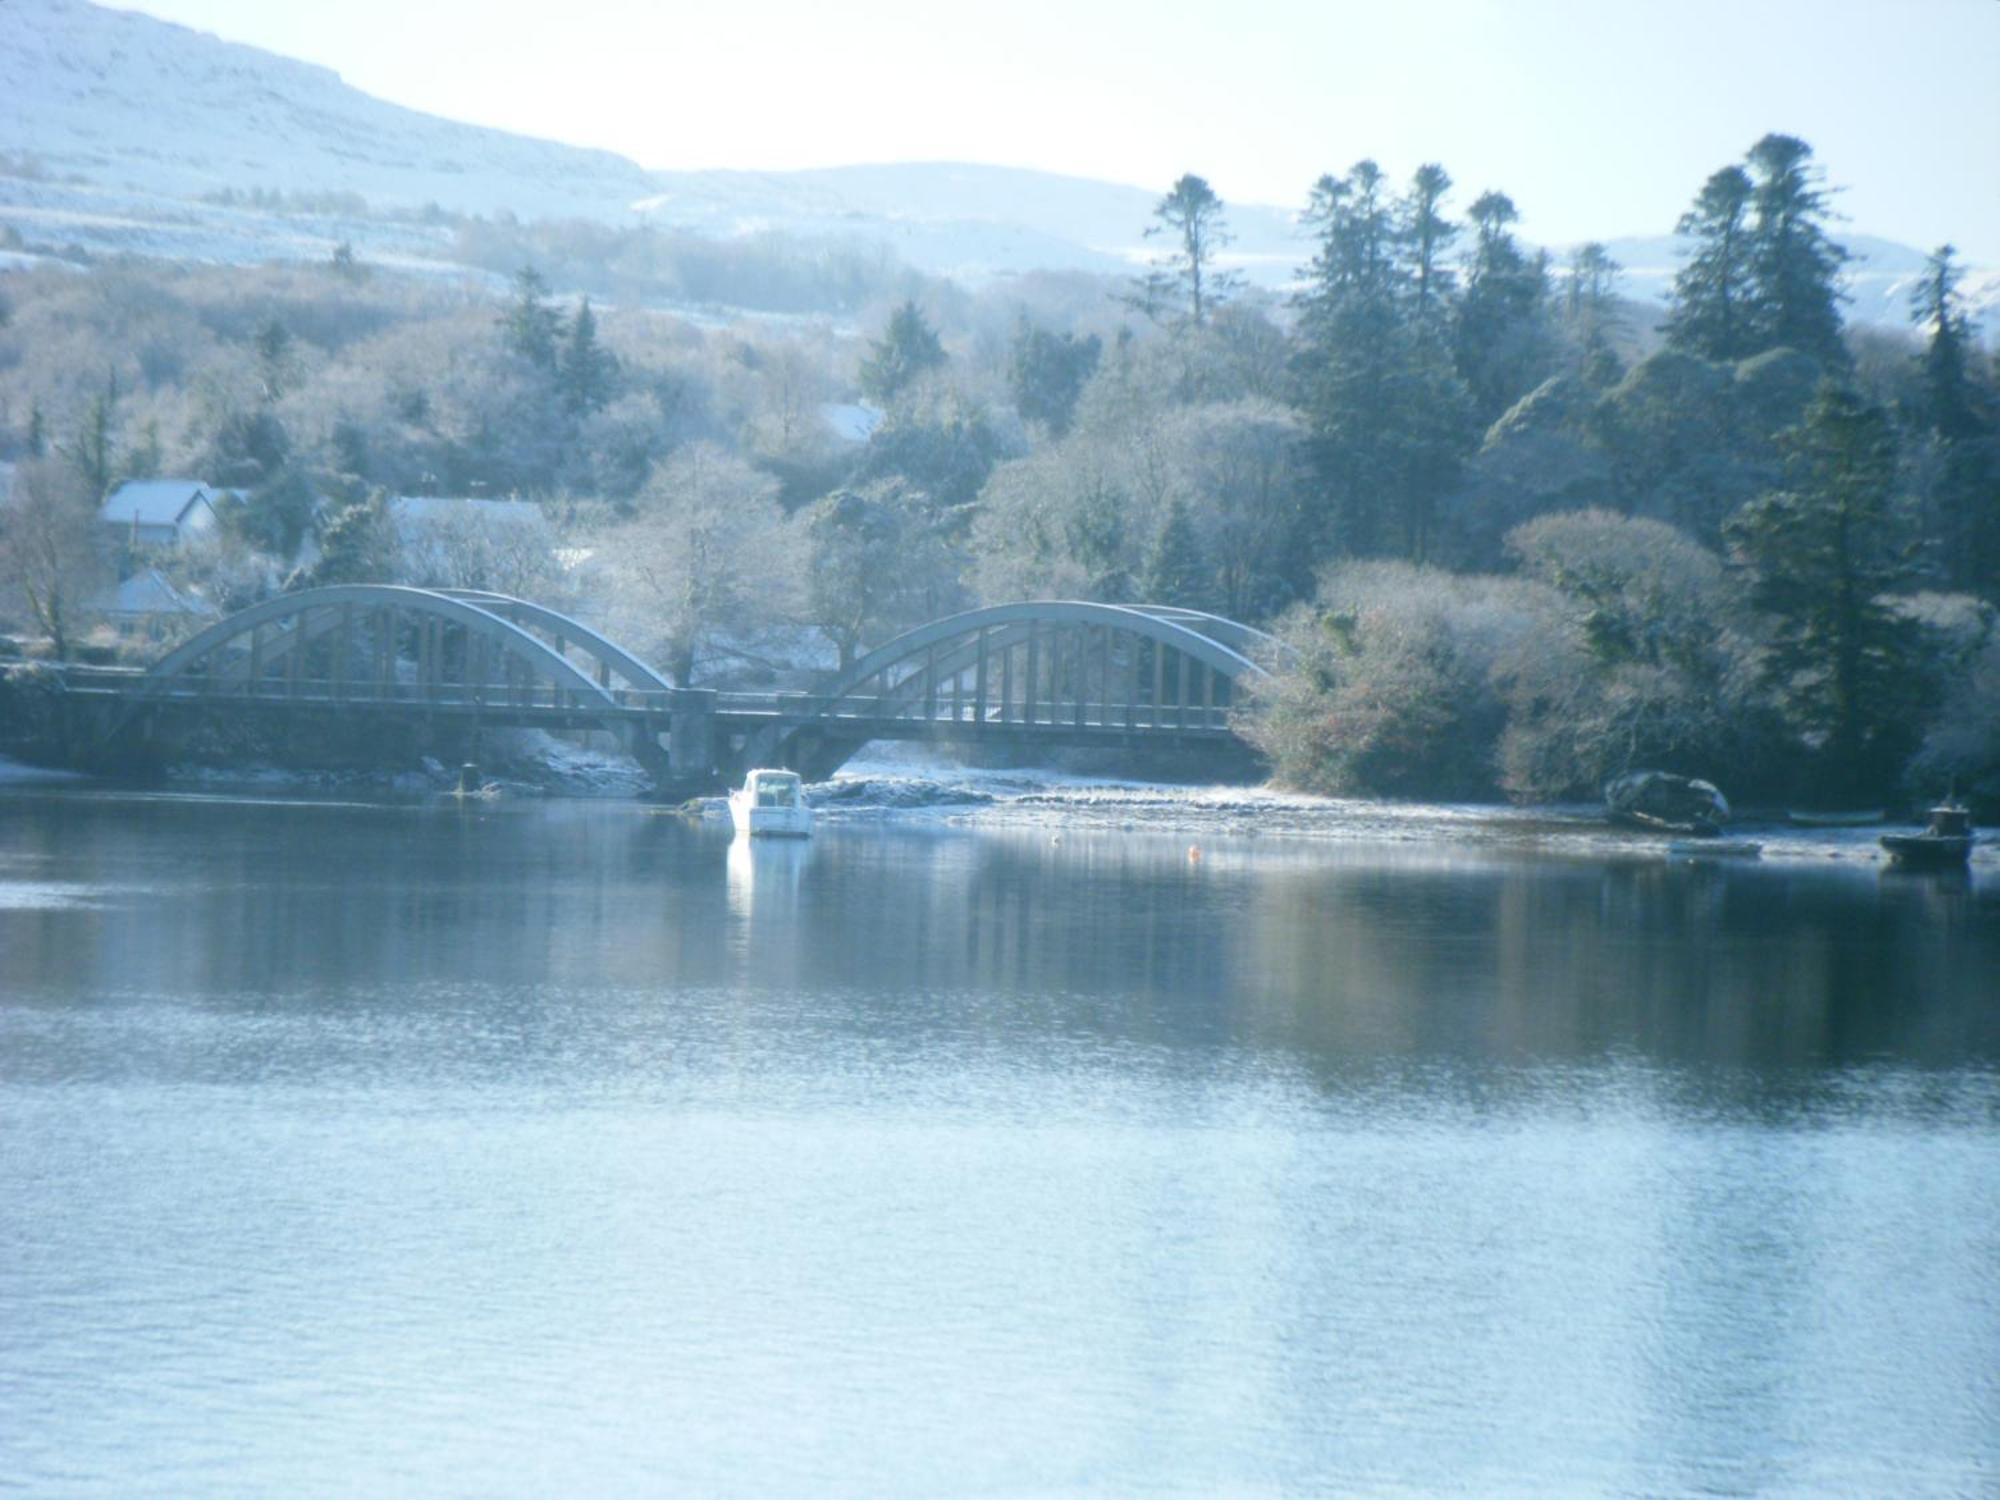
<box><xmin>754</xmin><ymin>776</ymin><xmax>800</xmax><ymax>808</ymax></box>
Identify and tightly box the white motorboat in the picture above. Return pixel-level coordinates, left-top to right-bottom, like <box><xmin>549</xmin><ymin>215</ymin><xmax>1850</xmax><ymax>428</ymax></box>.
<box><xmin>729</xmin><ymin>768</ymin><xmax>814</xmax><ymax>838</ymax></box>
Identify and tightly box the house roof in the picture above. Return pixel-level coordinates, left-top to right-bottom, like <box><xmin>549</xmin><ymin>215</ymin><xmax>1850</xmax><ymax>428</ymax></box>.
<box><xmin>820</xmin><ymin>402</ymin><xmax>884</xmax><ymax>445</ymax></box>
<box><xmin>86</xmin><ymin>568</ymin><xmax>218</xmax><ymax>618</ymax></box>
<box><xmin>99</xmin><ymin>479</ymin><xmax>214</xmax><ymax>528</ymax></box>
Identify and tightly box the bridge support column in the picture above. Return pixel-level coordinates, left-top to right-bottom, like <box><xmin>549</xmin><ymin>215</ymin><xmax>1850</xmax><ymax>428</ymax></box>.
<box><xmin>668</xmin><ymin>689</ymin><xmax>718</xmax><ymax>777</ymax></box>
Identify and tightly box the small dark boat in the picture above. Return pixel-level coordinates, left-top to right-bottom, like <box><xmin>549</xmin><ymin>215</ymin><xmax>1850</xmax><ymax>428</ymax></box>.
<box><xmin>1880</xmin><ymin>803</ymin><xmax>1975</xmax><ymax>869</ymax></box>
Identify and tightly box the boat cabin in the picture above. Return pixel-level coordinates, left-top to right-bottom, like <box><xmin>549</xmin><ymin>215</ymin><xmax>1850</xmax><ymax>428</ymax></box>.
<box><xmin>748</xmin><ymin>770</ymin><xmax>803</xmax><ymax>808</ymax></box>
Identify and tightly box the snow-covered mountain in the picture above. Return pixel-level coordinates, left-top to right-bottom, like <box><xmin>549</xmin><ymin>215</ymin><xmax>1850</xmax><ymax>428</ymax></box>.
<box><xmin>0</xmin><ymin>0</ymin><xmax>1989</xmax><ymax>329</ymax></box>
<box><xmin>0</xmin><ymin>0</ymin><xmax>658</xmax><ymax>219</ymax></box>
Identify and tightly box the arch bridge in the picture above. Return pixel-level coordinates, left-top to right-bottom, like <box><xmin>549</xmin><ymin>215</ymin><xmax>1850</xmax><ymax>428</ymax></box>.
<box><xmin>67</xmin><ymin>588</ymin><xmax>1285</xmax><ymax>786</ymax></box>
<box><xmin>755</xmin><ymin>600</ymin><xmax>1286</xmax><ymax>780</ymax></box>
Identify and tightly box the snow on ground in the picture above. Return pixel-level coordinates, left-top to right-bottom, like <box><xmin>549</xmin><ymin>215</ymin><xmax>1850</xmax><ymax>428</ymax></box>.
<box><xmin>813</xmin><ymin>749</ymin><xmax>1996</xmax><ymax>868</ymax></box>
<box><xmin>0</xmin><ymin>755</ymin><xmax>85</xmax><ymax>786</ymax></box>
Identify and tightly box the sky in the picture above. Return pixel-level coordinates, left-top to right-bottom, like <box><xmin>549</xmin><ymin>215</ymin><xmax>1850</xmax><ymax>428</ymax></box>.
<box><xmin>113</xmin><ymin>0</ymin><xmax>2000</xmax><ymax>260</ymax></box>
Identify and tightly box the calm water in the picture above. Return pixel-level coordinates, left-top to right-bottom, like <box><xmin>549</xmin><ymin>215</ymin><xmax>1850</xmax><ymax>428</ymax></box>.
<box><xmin>1</xmin><ymin>788</ymin><xmax>1996</xmax><ymax>1498</ymax></box>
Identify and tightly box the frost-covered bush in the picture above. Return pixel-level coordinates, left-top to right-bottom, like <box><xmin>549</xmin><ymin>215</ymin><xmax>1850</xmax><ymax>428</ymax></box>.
<box><xmin>1241</xmin><ymin>561</ymin><xmax>1555</xmax><ymax>799</ymax></box>
<box><xmin>1497</xmin><ymin>509</ymin><xmax>1777</xmax><ymax>800</ymax></box>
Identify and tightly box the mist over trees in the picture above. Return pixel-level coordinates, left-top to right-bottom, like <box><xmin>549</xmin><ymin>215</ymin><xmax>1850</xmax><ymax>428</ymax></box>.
<box><xmin>2</xmin><ymin>132</ymin><xmax>1995</xmax><ymax>806</ymax></box>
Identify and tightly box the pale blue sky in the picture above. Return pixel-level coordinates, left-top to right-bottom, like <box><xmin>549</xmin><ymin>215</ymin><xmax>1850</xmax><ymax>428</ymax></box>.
<box><xmin>115</xmin><ymin>0</ymin><xmax>2000</xmax><ymax>259</ymax></box>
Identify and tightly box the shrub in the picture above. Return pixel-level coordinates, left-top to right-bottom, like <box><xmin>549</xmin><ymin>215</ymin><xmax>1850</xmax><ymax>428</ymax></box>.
<box><xmin>1241</xmin><ymin>561</ymin><xmax>1553</xmax><ymax>799</ymax></box>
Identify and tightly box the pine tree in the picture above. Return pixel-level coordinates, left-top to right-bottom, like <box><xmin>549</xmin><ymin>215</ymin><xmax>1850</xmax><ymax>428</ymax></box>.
<box><xmin>254</xmin><ymin>316</ymin><xmax>293</xmax><ymax>402</ymax></box>
<box><xmin>1727</xmin><ymin>384</ymin><xmax>1922</xmax><ymax>795</ymax></box>
<box><xmin>1007</xmin><ymin>319</ymin><xmax>1102</xmax><ymax>437</ymax></box>
<box><xmin>1402</xmin><ymin>163</ymin><xmax>1458</xmax><ymax>342</ymax></box>
<box><xmin>1131</xmin><ymin>174</ymin><xmax>1243</xmax><ymax>327</ymax></box>
<box><xmin>119</xmin><ymin>419</ymin><xmax>162</xmax><ymax>482</ymax></box>
<box><xmin>1563</xmin><ymin>242</ymin><xmax>1626</xmax><ymax>378</ymax></box>
<box><xmin>1744</xmin><ymin>134</ymin><xmax>1848</xmax><ymax>366</ymax></box>
<box><xmin>1909</xmin><ymin>244</ymin><xmax>2000</xmax><ymax>596</ymax></box>
<box><xmin>1664</xmin><ymin>166</ymin><xmax>1757</xmax><ymax>361</ymax></box>
<box><xmin>309</xmin><ymin>491</ymin><xmax>394</xmax><ymax>585</ymax></box>
<box><xmin>1911</xmin><ymin>245</ymin><xmax>1979</xmax><ymax>441</ymax></box>
<box><xmin>1455</xmin><ymin>190</ymin><xmax>1554</xmax><ymax>422</ymax></box>
<box><xmin>501</xmin><ymin>266</ymin><xmax>564</xmax><ymax>372</ymax></box>
<box><xmin>1295</xmin><ymin>162</ymin><xmax>1474</xmax><ymax>562</ymax></box>
<box><xmin>858</xmin><ymin>300</ymin><xmax>946</xmax><ymax>404</ymax></box>
<box><xmin>64</xmin><ymin>386</ymin><xmax>116</xmax><ymax>499</ymax></box>
<box><xmin>1144</xmin><ymin>497</ymin><xmax>1210</xmax><ymax>608</ymax></box>
<box><xmin>559</xmin><ymin>297</ymin><xmax>618</xmax><ymax>417</ymax></box>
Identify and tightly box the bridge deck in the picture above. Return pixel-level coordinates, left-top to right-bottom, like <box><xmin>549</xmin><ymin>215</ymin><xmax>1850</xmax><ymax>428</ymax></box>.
<box><xmin>56</xmin><ymin>667</ymin><xmax>1238</xmax><ymax>739</ymax></box>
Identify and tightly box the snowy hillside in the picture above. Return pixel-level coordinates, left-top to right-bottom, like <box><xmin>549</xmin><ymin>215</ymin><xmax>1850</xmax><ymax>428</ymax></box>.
<box><xmin>0</xmin><ymin>0</ymin><xmax>1987</xmax><ymax>327</ymax></box>
<box><xmin>632</xmin><ymin>163</ymin><xmax>1309</xmax><ymax>281</ymax></box>
<box><xmin>0</xmin><ymin>0</ymin><xmax>657</xmax><ymax>219</ymax></box>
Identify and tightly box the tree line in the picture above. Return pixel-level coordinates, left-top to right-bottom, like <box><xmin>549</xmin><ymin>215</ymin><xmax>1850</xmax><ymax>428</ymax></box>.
<box><xmin>1</xmin><ymin>132</ymin><xmax>1994</xmax><ymax>805</ymax></box>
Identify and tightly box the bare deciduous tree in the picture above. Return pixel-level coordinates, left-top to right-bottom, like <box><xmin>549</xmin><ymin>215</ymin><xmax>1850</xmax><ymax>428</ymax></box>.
<box><xmin>0</xmin><ymin>459</ymin><xmax>102</xmax><ymax>660</ymax></box>
<box><xmin>603</xmin><ymin>443</ymin><xmax>802</xmax><ymax>685</ymax></box>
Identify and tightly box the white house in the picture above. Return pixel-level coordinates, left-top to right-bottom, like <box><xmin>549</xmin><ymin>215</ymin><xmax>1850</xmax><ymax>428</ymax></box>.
<box><xmin>98</xmin><ymin>479</ymin><xmax>222</xmax><ymax>548</ymax></box>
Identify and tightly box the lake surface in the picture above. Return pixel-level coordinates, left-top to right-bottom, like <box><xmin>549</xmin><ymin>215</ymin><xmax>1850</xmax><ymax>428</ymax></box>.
<box><xmin>2</xmin><ymin>786</ymin><xmax>1996</xmax><ymax>1497</ymax></box>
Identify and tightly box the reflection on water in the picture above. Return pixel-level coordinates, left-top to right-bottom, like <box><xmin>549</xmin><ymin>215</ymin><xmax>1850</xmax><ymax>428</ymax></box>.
<box><xmin>0</xmin><ymin>791</ymin><xmax>1996</xmax><ymax>1497</ymax></box>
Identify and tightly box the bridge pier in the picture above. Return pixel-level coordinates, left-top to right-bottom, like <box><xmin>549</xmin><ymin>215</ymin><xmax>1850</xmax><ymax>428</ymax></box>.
<box><xmin>666</xmin><ymin>689</ymin><xmax>717</xmax><ymax>780</ymax></box>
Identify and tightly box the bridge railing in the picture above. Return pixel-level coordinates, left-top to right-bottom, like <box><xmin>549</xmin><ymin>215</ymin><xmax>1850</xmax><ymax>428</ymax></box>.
<box><xmin>74</xmin><ymin>673</ymin><xmax>683</xmax><ymax>714</ymax></box>
<box><xmin>61</xmin><ymin>667</ymin><xmax>1234</xmax><ymax>731</ymax></box>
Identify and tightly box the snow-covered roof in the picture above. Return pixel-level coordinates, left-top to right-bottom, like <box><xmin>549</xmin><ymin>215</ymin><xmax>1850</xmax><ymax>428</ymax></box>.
<box><xmin>86</xmin><ymin>568</ymin><xmax>217</xmax><ymax>619</ymax></box>
<box><xmin>99</xmin><ymin>478</ymin><xmax>215</xmax><ymax>528</ymax></box>
<box><xmin>820</xmin><ymin>402</ymin><xmax>884</xmax><ymax>445</ymax></box>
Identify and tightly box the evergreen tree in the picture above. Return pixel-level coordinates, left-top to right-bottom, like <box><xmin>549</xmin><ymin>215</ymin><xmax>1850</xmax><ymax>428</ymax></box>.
<box><xmin>1131</xmin><ymin>174</ymin><xmax>1243</xmax><ymax>327</ymax></box>
<box><xmin>1727</xmin><ymin>384</ymin><xmax>1922</xmax><ymax>795</ymax></box>
<box><xmin>1007</xmin><ymin>319</ymin><xmax>1102</xmax><ymax>437</ymax></box>
<box><xmin>1909</xmin><ymin>244</ymin><xmax>2000</xmax><ymax>596</ymax></box>
<box><xmin>25</xmin><ymin>402</ymin><xmax>45</xmax><ymax>459</ymax></box>
<box><xmin>1295</xmin><ymin>162</ymin><xmax>1474</xmax><ymax>562</ymax></box>
<box><xmin>1143</xmin><ymin>497</ymin><xmax>1210</xmax><ymax>608</ymax></box>
<box><xmin>1911</xmin><ymin>245</ymin><xmax>1980</xmax><ymax>440</ymax></box>
<box><xmin>1402</xmin><ymin>163</ymin><xmax>1458</xmax><ymax>342</ymax></box>
<box><xmin>559</xmin><ymin>297</ymin><xmax>619</xmax><ymax>417</ymax></box>
<box><xmin>254</xmin><ymin>316</ymin><xmax>293</xmax><ymax>402</ymax></box>
<box><xmin>858</xmin><ymin>300</ymin><xmax>947</xmax><ymax>404</ymax></box>
<box><xmin>1664</xmin><ymin>166</ymin><xmax>1757</xmax><ymax>361</ymax></box>
<box><xmin>1744</xmin><ymin>134</ymin><xmax>1848</xmax><ymax>366</ymax></box>
<box><xmin>64</xmin><ymin>386</ymin><xmax>116</xmax><ymax>499</ymax></box>
<box><xmin>119</xmin><ymin>419</ymin><xmax>162</xmax><ymax>482</ymax></box>
<box><xmin>308</xmin><ymin>491</ymin><xmax>394</xmax><ymax>586</ymax></box>
<box><xmin>501</xmin><ymin>266</ymin><xmax>564</xmax><ymax>372</ymax></box>
<box><xmin>1563</xmin><ymin>242</ymin><xmax>1626</xmax><ymax>378</ymax></box>
<box><xmin>1455</xmin><ymin>190</ymin><xmax>1554</xmax><ymax>422</ymax></box>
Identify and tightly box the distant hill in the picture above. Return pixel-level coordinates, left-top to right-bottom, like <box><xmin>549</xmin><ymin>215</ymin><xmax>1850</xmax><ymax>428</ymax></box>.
<box><xmin>0</xmin><ymin>0</ymin><xmax>1990</xmax><ymax>329</ymax></box>
<box><xmin>0</xmin><ymin>0</ymin><xmax>658</xmax><ymax>219</ymax></box>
